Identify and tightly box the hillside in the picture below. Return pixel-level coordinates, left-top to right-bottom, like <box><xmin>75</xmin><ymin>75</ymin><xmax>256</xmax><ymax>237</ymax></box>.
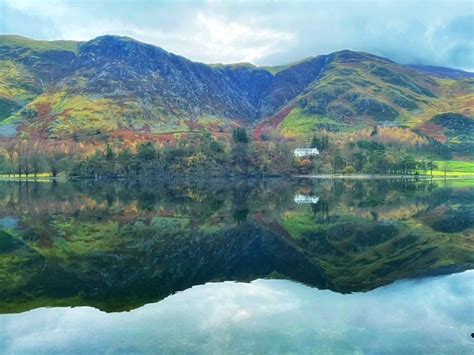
<box><xmin>0</xmin><ymin>35</ymin><xmax>472</xmax><ymax>157</ymax></box>
<box><xmin>257</xmin><ymin>51</ymin><xmax>473</xmax><ymax>140</ymax></box>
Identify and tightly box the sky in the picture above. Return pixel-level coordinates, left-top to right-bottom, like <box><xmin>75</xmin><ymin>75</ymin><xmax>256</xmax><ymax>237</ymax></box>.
<box><xmin>0</xmin><ymin>0</ymin><xmax>473</xmax><ymax>70</ymax></box>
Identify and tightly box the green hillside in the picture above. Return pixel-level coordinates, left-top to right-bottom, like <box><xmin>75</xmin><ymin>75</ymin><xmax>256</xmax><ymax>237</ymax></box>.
<box><xmin>0</xmin><ymin>35</ymin><xmax>79</xmax><ymax>53</ymax></box>
<box><xmin>262</xmin><ymin>51</ymin><xmax>473</xmax><ymax>139</ymax></box>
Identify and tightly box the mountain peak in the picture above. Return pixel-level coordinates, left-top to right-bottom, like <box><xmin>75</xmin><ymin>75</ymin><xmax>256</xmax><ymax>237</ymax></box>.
<box><xmin>86</xmin><ymin>35</ymin><xmax>138</xmax><ymax>46</ymax></box>
<box><xmin>81</xmin><ymin>34</ymin><xmax>168</xmax><ymax>55</ymax></box>
<box><xmin>77</xmin><ymin>34</ymin><xmax>172</xmax><ymax>72</ymax></box>
<box><xmin>330</xmin><ymin>49</ymin><xmax>394</xmax><ymax>64</ymax></box>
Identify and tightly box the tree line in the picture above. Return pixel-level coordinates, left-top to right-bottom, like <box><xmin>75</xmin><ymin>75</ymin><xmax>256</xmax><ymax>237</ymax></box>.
<box><xmin>0</xmin><ymin>128</ymin><xmax>444</xmax><ymax>179</ymax></box>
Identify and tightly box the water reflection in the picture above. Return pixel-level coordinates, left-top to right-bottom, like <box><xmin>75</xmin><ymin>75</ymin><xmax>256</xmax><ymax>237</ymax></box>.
<box><xmin>1</xmin><ymin>271</ymin><xmax>473</xmax><ymax>354</ymax></box>
<box><xmin>0</xmin><ymin>179</ymin><xmax>472</xmax><ymax>313</ymax></box>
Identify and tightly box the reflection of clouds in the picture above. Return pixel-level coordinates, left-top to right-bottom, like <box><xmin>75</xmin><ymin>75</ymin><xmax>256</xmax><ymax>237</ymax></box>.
<box><xmin>166</xmin><ymin>281</ymin><xmax>301</xmax><ymax>330</ymax></box>
<box><xmin>1</xmin><ymin>271</ymin><xmax>473</xmax><ymax>354</ymax></box>
<box><xmin>0</xmin><ymin>216</ymin><xmax>19</xmax><ymax>230</ymax></box>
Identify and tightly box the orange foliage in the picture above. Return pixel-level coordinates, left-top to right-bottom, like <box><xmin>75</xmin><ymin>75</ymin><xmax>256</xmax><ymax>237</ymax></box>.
<box><xmin>376</xmin><ymin>127</ymin><xmax>429</xmax><ymax>147</ymax></box>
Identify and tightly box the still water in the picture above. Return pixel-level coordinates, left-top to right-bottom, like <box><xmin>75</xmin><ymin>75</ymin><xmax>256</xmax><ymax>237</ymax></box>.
<box><xmin>0</xmin><ymin>179</ymin><xmax>473</xmax><ymax>353</ymax></box>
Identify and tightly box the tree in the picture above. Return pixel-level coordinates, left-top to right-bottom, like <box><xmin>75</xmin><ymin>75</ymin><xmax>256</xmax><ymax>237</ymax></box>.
<box><xmin>232</xmin><ymin>127</ymin><xmax>249</xmax><ymax>144</ymax></box>
<box><xmin>297</xmin><ymin>158</ymin><xmax>313</xmax><ymax>174</ymax></box>
<box><xmin>427</xmin><ymin>161</ymin><xmax>437</xmax><ymax>177</ymax></box>
<box><xmin>135</xmin><ymin>142</ymin><xmax>159</xmax><ymax>178</ymax></box>
<box><xmin>45</xmin><ymin>152</ymin><xmax>66</xmax><ymax>178</ymax></box>
<box><xmin>4</xmin><ymin>142</ymin><xmax>17</xmax><ymax>177</ymax></box>
<box><xmin>343</xmin><ymin>165</ymin><xmax>356</xmax><ymax>175</ymax></box>
<box><xmin>30</xmin><ymin>154</ymin><xmax>46</xmax><ymax>178</ymax></box>
<box><xmin>442</xmin><ymin>163</ymin><xmax>448</xmax><ymax>179</ymax></box>
<box><xmin>0</xmin><ymin>154</ymin><xmax>9</xmax><ymax>175</ymax></box>
<box><xmin>401</xmin><ymin>155</ymin><xmax>417</xmax><ymax>175</ymax></box>
<box><xmin>311</xmin><ymin>132</ymin><xmax>329</xmax><ymax>151</ymax></box>
<box><xmin>371</xmin><ymin>125</ymin><xmax>378</xmax><ymax>137</ymax></box>
<box><xmin>137</xmin><ymin>142</ymin><xmax>157</xmax><ymax>161</ymax></box>
<box><xmin>117</xmin><ymin>148</ymin><xmax>133</xmax><ymax>176</ymax></box>
<box><xmin>333</xmin><ymin>153</ymin><xmax>345</xmax><ymax>173</ymax></box>
<box><xmin>105</xmin><ymin>144</ymin><xmax>115</xmax><ymax>160</ymax></box>
<box><xmin>231</xmin><ymin>143</ymin><xmax>249</xmax><ymax>174</ymax></box>
<box><xmin>353</xmin><ymin>152</ymin><xmax>365</xmax><ymax>172</ymax></box>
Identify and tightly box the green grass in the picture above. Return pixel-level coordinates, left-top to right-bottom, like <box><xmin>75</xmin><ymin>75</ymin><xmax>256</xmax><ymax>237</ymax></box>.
<box><xmin>281</xmin><ymin>210</ymin><xmax>318</xmax><ymax>239</ymax></box>
<box><xmin>437</xmin><ymin>179</ymin><xmax>474</xmax><ymax>188</ymax></box>
<box><xmin>423</xmin><ymin>161</ymin><xmax>474</xmax><ymax>177</ymax></box>
<box><xmin>0</xmin><ymin>60</ymin><xmax>41</xmax><ymax>102</ymax></box>
<box><xmin>279</xmin><ymin>107</ymin><xmax>344</xmax><ymax>136</ymax></box>
<box><xmin>37</xmin><ymin>93</ymin><xmax>121</xmax><ymax>136</ymax></box>
<box><xmin>434</xmin><ymin>160</ymin><xmax>474</xmax><ymax>172</ymax></box>
<box><xmin>211</xmin><ymin>62</ymin><xmax>257</xmax><ymax>70</ymax></box>
<box><xmin>0</xmin><ymin>35</ymin><xmax>79</xmax><ymax>53</ymax></box>
<box><xmin>0</xmin><ymin>91</ymin><xmax>125</xmax><ymax>136</ymax></box>
<box><xmin>151</xmin><ymin>216</ymin><xmax>190</xmax><ymax>233</ymax></box>
<box><xmin>280</xmin><ymin>209</ymin><xmax>356</xmax><ymax>239</ymax></box>
<box><xmin>261</xmin><ymin>57</ymin><xmax>316</xmax><ymax>75</ymax></box>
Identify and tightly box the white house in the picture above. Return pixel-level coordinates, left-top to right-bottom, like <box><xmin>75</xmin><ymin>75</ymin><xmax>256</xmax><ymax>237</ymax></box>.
<box><xmin>294</xmin><ymin>195</ymin><xmax>320</xmax><ymax>204</ymax></box>
<box><xmin>294</xmin><ymin>148</ymin><xmax>320</xmax><ymax>158</ymax></box>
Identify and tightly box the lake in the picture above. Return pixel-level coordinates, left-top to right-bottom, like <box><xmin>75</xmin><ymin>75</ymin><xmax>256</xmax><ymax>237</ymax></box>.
<box><xmin>0</xmin><ymin>178</ymin><xmax>473</xmax><ymax>353</ymax></box>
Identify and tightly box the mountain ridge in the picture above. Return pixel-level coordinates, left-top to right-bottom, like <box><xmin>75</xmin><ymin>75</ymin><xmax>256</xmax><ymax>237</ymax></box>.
<box><xmin>3</xmin><ymin>34</ymin><xmax>473</xmax><ymax>75</ymax></box>
<box><xmin>0</xmin><ymin>34</ymin><xmax>472</xmax><ymax>155</ymax></box>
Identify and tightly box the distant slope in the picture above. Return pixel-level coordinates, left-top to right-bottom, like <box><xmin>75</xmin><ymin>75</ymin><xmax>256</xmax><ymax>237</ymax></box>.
<box><xmin>258</xmin><ymin>51</ymin><xmax>471</xmax><ymax>135</ymax></box>
<box><xmin>408</xmin><ymin>64</ymin><xmax>474</xmax><ymax>79</ymax></box>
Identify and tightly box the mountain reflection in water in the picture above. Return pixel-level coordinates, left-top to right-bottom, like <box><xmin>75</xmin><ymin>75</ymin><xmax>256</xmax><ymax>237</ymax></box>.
<box><xmin>0</xmin><ymin>178</ymin><xmax>472</xmax><ymax>313</ymax></box>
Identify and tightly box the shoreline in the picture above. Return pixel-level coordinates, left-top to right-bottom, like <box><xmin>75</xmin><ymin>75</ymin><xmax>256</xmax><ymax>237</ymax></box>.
<box><xmin>0</xmin><ymin>174</ymin><xmax>473</xmax><ymax>182</ymax></box>
<box><xmin>295</xmin><ymin>174</ymin><xmax>474</xmax><ymax>180</ymax></box>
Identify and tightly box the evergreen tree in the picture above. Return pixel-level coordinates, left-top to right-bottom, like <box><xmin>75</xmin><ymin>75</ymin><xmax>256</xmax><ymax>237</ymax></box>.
<box><xmin>232</xmin><ymin>128</ymin><xmax>249</xmax><ymax>144</ymax></box>
<box><xmin>371</xmin><ymin>125</ymin><xmax>378</xmax><ymax>137</ymax></box>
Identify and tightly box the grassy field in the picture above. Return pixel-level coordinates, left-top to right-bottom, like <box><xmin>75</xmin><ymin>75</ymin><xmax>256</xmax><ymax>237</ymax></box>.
<box><xmin>0</xmin><ymin>173</ymin><xmax>58</xmax><ymax>182</ymax></box>
<box><xmin>0</xmin><ymin>35</ymin><xmax>79</xmax><ymax>53</ymax></box>
<box><xmin>278</xmin><ymin>108</ymin><xmax>347</xmax><ymax>137</ymax></box>
<box><xmin>425</xmin><ymin>160</ymin><xmax>474</xmax><ymax>177</ymax></box>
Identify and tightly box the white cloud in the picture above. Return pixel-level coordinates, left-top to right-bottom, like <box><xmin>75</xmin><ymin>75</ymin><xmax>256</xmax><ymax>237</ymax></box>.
<box><xmin>189</xmin><ymin>11</ymin><xmax>294</xmax><ymax>63</ymax></box>
<box><xmin>1</xmin><ymin>0</ymin><xmax>473</xmax><ymax>69</ymax></box>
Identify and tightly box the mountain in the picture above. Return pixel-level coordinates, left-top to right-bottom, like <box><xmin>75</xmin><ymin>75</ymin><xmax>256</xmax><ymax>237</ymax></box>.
<box><xmin>0</xmin><ymin>35</ymin><xmax>472</xmax><ymax>152</ymax></box>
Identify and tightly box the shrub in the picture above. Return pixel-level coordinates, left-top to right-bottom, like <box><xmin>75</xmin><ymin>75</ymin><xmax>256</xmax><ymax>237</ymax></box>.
<box><xmin>343</xmin><ymin>165</ymin><xmax>356</xmax><ymax>174</ymax></box>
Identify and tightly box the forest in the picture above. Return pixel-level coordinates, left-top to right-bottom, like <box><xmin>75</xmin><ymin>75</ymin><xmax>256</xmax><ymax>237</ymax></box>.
<box><xmin>0</xmin><ymin>125</ymin><xmax>458</xmax><ymax>179</ymax></box>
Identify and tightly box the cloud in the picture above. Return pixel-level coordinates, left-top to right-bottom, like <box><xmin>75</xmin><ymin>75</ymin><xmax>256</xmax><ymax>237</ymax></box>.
<box><xmin>0</xmin><ymin>0</ymin><xmax>473</xmax><ymax>70</ymax></box>
<box><xmin>189</xmin><ymin>10</ymin><xmax>295</xmax><ymax>63</ymax></box>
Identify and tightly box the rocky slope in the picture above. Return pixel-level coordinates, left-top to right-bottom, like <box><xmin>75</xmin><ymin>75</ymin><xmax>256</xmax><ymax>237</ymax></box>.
<box><xmin>0</xmin><ymin>35</ymin><xmax>472</xmax><ymax>147</ymax></box>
